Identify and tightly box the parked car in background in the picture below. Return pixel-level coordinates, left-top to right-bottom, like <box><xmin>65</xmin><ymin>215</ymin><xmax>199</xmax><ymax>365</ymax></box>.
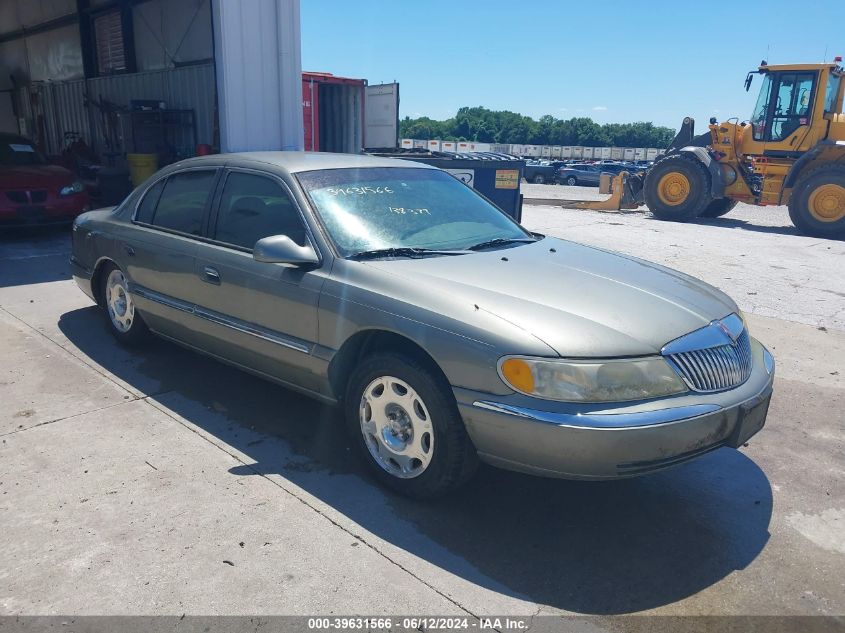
<box><xmin>0</xmin><ymin>133</ymin><xmax>90</xmax><ymax>227</ymax></box>
<box><xmin>556</xmin><ymin>163</ymin><xmax>603</xmax><ymax>186</ymax></box>
<box><xmin>523</xmin><ymin>160</ymin><xmax>556</xmax><ymax>184</ymax></box>
<box><xmin>70</xmin><ymin>152</ymin><xmax>774</xmax><ymax>498</ymax></box>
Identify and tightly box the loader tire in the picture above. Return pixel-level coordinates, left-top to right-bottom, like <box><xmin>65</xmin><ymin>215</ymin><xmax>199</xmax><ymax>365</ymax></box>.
<box><xmin>788</xmin><ymin>164</ymin><xmax>845</xmax><ymax>238</ymax></box>
<box><xmin>700</xmin><ymin>198</ymin><xmax>738</xmax><ymax>218</ymax></box>
<box><xmin>644</xmin><ymin>154</ymin><xmax>712</xmax><ymax>222</ymax></box>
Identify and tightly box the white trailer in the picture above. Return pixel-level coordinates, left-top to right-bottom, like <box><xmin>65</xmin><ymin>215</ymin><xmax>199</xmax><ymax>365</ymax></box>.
<box><xmin>582</xmin><ymin>147</ymin><xmax>594</xmax><ymax>160</ymax></box>
<box><xmin>413</xmin><ymin>139</ymin><xmax>427</xmax><ymax>148</ymax></box>
<box><xmin>541</xmin><ymin>146</ymin><xmax>552</xmax><ymax>158</ymax></box>
<box><xmin>623</xmin><ymin>147</ymin><xmax>635</xmax><ymax>161</ymax></box>
<box><xmin>427</xmin><ymin>140</ymin><xmax>441</xmax><ymax>152</ymax></box>
<box><xmin>634</xmin><ymin>148</ymin><xmax>646</xmax><ymax>161</ymax></box>
<box><xmin>610</xmin><ymin>147</ymin><xmax>623</xmax><ymax>160</ymax></box>
<box><xmin>571</xmin><ymin>146</ymin><xmax>584</xmax><ymax>160</ymax></box>
<box><xmin>441</xmin><ymin>140</ymin><xmax>457</xmax><ymax>152</ymax></box>
<box><xmin>561</xmin><ymin>146</ymin><xmax>572</xmax><ymax>159</ymax></box>
<box><xmin>598</xmin><ymin>147</ymin><xmax>612</xmax><ymax>159</ymax></box>
<box><xmin>551</xmin><ymin>146</ymin><xmax>562</xmax><ymax>158</ymax></box>
<box><xmin>400</xmin><ymin>138</ymin><xmax>414</xmax><ymax>149</ymax></box>
<box><xmin>646</xmin><ymin>148</ymin><xmax>660</xmax><ymax>161</ymax></box>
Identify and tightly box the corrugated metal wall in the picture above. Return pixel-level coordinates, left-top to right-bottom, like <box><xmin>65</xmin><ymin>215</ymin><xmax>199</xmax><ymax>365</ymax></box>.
<box><xmin>35</xmin><ymin>63</ymin><xmax>214</xmax><ymax>157</ymax></box>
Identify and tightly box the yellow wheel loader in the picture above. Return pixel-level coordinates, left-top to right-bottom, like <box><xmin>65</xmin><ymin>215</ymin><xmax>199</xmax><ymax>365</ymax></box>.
<box><xmin>585</xmin><ymin>59</ymin><xmax>845</xmax><ymax>237</ymax></box>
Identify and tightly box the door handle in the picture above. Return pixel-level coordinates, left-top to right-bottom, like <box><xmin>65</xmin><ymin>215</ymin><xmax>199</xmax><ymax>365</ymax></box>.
<box><xmin>123</xmin><ymin>243</ymin><xmax>135</xmax><ymax>256</ymax></box>
<box><xmin>203</xmin><ymin>266</ymin><xmax>221</xmax><ymax>284</ymax></box>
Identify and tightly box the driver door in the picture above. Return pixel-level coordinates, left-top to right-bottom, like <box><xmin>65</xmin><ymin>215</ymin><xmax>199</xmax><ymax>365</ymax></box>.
<box><xmin>189</xmin><ymin>168</ymin><xmax>330</xmax><ymax>396</ymax></box>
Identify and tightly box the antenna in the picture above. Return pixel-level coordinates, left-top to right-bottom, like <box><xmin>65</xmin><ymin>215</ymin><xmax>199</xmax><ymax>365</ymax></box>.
<box><xmin>823</xmin><ymin>45</ymin><xmax>828</xmax><ymax>63</ymax></box>
<box><xmin>766</xmin><ymin>43</ymin><xmax>771</xmax><ymax>64</ymax></box>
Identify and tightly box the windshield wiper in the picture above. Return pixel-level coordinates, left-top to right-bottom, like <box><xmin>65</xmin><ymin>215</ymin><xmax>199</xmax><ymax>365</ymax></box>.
<box><xmin>348</xmin><ymin>247</ymin><xmax>468</xmax><ymax>261</ymax></box>
<box><xmin>466</xmin><ymin>237</ymin><xmax>538</xmax><ymax>251</ymax></box>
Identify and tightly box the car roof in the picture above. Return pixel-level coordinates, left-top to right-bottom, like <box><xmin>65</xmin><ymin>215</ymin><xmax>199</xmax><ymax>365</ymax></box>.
<box><xmin>168</xmin><ymin>151</ymin><xmax>437</xmax><ymax>174</ymax></box>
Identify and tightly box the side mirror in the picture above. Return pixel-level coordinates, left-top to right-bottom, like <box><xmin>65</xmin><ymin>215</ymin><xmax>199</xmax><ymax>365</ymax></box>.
<box><xmin>253</xmin><ymin>235</ymin><xmax>319</xmax><ymax>266</ymax></box>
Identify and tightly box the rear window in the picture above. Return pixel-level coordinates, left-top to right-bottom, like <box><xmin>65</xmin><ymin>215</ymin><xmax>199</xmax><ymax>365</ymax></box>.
<box><xmin>149</xmin><ymin>170</ymin><xmax>216</xmax><ymax>236</ymax></box>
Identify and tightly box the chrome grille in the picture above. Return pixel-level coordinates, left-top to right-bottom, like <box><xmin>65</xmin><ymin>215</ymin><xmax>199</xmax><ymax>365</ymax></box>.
<box><xmin>664</xmin><ymin>327</ymin><xmax>752</xmax><ymax>393</ymax></box>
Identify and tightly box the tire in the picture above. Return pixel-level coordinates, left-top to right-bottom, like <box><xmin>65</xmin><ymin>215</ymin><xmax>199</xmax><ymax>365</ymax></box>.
<box><xmin>700</xmin><ymin>197</ymin><xmax>738</xmax><ymax>218</ymax></box>
<box><xmin>533</xmin><ymin>174</ymin><xmax>545</xmax><ymax>184</ymax></box>
<box><xmin>788</xmin><ymin>164</ymin><xmax>845</xmax><ymax>238</ymax></box>
<box><xmin>565</xmin><ymin>176</ymin><xmax>578</xmax><ymax>186</ymax></box>
<box><xmin>643</xmin><ymin>154</ymin><xmax>713</xmax><ymax>222</ymax></box>
<box><xmin>100</xmin><ymin>262</ymin><xmax>149</xmax><ymax>345</ymax></box>
<box><xmin>345</xmin><ymin>352</ymin><xmax>478</xmax><ymax>499</ymax></box>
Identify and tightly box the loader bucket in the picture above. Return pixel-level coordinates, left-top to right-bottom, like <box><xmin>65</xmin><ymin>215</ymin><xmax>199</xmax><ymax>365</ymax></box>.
<box><xmin>558</xmin><ymin>172</ymin><xmax>645</xmax><ymax>211</ymax></box>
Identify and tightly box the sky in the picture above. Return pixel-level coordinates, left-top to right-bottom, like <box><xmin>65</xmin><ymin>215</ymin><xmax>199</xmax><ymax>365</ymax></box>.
<box><xmin>301</xmin><ymin>0</ymin><xmax>845</xmax><ymax>134</ymax></box>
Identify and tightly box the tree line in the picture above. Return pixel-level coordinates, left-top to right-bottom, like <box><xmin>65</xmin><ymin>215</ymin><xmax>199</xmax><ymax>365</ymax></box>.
<box><xmin>399</xmin><ymin>106</ymin><xmax>677</xmax><ymax>148</ymax></box>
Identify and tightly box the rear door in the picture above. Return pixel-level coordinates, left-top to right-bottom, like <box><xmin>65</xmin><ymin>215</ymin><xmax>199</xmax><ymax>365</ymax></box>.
<box><xmin>364</xmin><ymin>82</ymin><xmax>399</xmax><ymax>149</ymax></box>
<box><xmin>123</xmin><ymin>168</ymin><xmax>219</xmax><ymax>340</ymax></box>
<box><xmin>190</xmin><ymin>168</ymin><xmax>328</xmax><ymax>395</ymax></box>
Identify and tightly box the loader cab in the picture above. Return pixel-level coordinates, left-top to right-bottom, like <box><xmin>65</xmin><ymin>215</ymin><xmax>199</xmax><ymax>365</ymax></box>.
<box><xmin>743</xmin><ymin>62</ymin><xmax>843</xmax><ymax>156</ymax></box>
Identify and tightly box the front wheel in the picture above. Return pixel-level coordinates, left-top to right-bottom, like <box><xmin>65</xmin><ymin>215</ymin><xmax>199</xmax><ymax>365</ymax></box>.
<box><xmin>643</xmin><ymin>154</ymin><xmax>712</xmax><ymax>221</ymax></box>
<box><xmin>345</xmin><ymin>353</ymin><xmax>478</xmax><ymax>498</ymax></box>
<box><xmin>788</xmin><ymin>165</ymin><xmax>845</xmax><ymax>237</ymax></box>
<box><xmin>566</xmin><ymin>176</ymin><xmax>577</xmax><ymax>186</ymax></box>
<box><xmin>100</xmin><ymin>263</ymin><xmax>148</xmax><ymax>345</ymax></box>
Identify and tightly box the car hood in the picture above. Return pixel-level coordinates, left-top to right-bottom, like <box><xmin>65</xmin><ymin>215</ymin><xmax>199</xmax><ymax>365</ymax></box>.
<box><xmin>362</xmin><ymin>237</ymin><xmax>738</xmax><ymax>357</ymax></box>
<box><xmin>0</xmin><ymin>164</ymin><xmax>74</xmax><ymax>189</ymax></box>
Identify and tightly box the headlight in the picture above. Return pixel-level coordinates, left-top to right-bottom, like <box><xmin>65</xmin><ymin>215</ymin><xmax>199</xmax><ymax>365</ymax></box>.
<box><xmin>60</xmin><ymin>181</ymin><xmax>84</xmax><ymax>196</ymax></box>
<box><xmin>499</xmin><ymin>356</ymin><xmax>687</xmax><ymax>403</ymax></box>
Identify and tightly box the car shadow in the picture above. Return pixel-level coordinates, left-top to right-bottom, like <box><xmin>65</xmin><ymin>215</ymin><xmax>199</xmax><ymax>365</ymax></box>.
<box><xmin>0</xmin><ymin>226</ymin><xmax>73</xmax><ymax>288</ymax></box>
<box><xmin>58</xmin><ymin>306</ymin><xmax>773</xmax><ymax>615</ymax></box>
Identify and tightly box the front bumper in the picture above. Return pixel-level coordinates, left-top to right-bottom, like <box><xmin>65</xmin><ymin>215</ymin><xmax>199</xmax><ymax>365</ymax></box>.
<box><xmin>455</xmin><ymin>338</ymin><xmax>774</xmax><ymax>479</ymax></box>
<box><xmin>0</xmin><ymin>194</ymin><xmax>89</xmax><ymax>227</ymax></box>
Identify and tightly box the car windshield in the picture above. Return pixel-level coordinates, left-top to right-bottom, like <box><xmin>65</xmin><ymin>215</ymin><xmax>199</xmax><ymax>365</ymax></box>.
<box><xmin>297</xmin><ymin>167</ymin><xmax>532</xmax><ymax>257</ymax></box>
<box><xmin>0</xmin><ymin>138</ymin><xmax>47</xmax><ymax>166</ymax></box>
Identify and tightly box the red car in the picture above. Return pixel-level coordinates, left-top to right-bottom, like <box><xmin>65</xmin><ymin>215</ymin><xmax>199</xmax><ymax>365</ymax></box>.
<box><xmin>0</xmin><ymin>133</ymin><xmax>90</xmax><ymax>227</ymax></box>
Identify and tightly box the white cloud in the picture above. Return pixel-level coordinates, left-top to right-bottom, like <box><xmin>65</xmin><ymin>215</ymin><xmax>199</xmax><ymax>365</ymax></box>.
<box><xmin>592</xmin><ymin>106</ymin><xmax>608</xmax><ymax>112</ymax></box>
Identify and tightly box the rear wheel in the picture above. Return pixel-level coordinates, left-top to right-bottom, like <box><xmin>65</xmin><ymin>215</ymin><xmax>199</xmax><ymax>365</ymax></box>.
<box><xmin>533</xmin><ymin>174</ymin><xmax>546</xmax><ymax>184</ymax></box>
<box><xmin>700</xmin><ymin>197</ymin><xmax>738</xmax><ymax>218</ymax></box>
<box><xmin>644</xmin><ymin>154</ymin><xmax>712</xmax><ymax>221</ymax></box>
<box><xmin>788</xmin><ymin>165</ymin><xmax>845</xmax><ymax>237</ymax></box>
<box><xmin>100</xmin><ymin>263</ymin><xmax>148</xmax><ymax>345</ymax></box>
<box><xmin>566</xmin><ymin>176</ymin><xmax>578</xmax><ymax>186</ymax></box>
<box><xmin>345</xmin><ymin>352</ymin><xmax>478</xmax><ymax>498</ymax></box>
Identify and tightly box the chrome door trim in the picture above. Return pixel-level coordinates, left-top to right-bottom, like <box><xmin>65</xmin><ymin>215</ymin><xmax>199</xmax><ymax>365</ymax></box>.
<box><xmin>131</xmin><ymin>285</ymin><xmax>312</xmax><ymax>354</ymax></box>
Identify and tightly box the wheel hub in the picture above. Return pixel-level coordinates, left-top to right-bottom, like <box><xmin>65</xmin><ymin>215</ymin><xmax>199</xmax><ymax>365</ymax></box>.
<box><xmin>106</xmin><ymin>270</ymin><xmax>134</xmax><ymax>333</ymax></box>
<box><xmin>657</xmin><ymin>172</ymin><xmax>690</xmax><ymax>206</ymax></box>
<box><xmin>359</xmin><ymin>376</ymin><xmax>434</xmax><ymax>479</ymax></box>
<box><xmin>808</xmin><ymin>183</ymin><xmax>845</xmax><ymax>222</ymax></box>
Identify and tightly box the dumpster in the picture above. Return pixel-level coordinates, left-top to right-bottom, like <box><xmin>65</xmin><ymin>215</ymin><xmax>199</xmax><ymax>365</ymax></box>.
<box><xmin>366</xmin><ymin>149</ymin><xmax>525</xmax><ymax>222</ymax></box>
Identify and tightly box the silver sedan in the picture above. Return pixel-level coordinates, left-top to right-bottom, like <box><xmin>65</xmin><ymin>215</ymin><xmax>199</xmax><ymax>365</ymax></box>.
<box><xmin>70</xmin><ymin>152</ymin><xmax>774</xmax><ymax>498</ymax></box>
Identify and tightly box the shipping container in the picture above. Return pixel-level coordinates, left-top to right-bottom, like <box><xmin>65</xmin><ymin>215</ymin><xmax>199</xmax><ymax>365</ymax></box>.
<box><xmin>427</xmin><ymin>139</ymin><xmax>442</xmax><ymax>152</ymax></box>
<box><xmin>441</xmin><ymin>140</ymin><xmax>457</xmax><ymax>152</ymax></box>
<box><xmin>491</xmin><ymin>143</ymin><xmax>510</xmax><ymax>154</ymax></box>
<box><xmin>598</xmin><ymin>147</ymin><xmax>612</xmax><ymax>160</ymax></box>
<box><xmin>634</xmin><ymin>148</ymin><xmax>646</xmax><ymax>161</ymax></box>
<box><xmin>571</xmin><ymin>146</ymin><xmax>583</xmax><ymax>159</ymax></box>
<box><xmin>551</xmin><ymin>146</ymin><xmax>562</xmax><ymax>158</ymax></box>
<box><xmin>302</xmin><ymin>72</ymin><xmax>398</xmax><ymax>152</ymax></box>
<box><xmin>561</xmin><ymin>146</ymin><xmax>572</xmax><ymax>159</ymax></box>
<box><xmin>413</xmin><ymin>139</ymin><xmax>427</xmax><ymax>149</ymax></box>
<box><xmin>582</xmin><ymin>147</ymin><xmax>594</xmax><ymax>160</ymax></box>
<box><xmin>509</xmin><ymin>144</ymin><xmax>523</xmax><ymax>156</ymax></box>
<box><xmin>610</xmin><ymin>147</ymin><xmax>623</xmax><ymax>160</ymax></box>
<box><xmin>646</xmin><ymin>148</ymin><xmax>660</xmax><ymax>161</ymax></box>
<box><xmin>400</xmin><ymin>138</ymin><xmax>414</xmax><ymax>149</ymax></box>
<box><xmin>456</xmin><ymin>141</ymin><xmax>472</xmax><ymax>153</ymax></box>
<box><xmin>541</xmin><ymin>146</ymin><xmax>551</xmax><ymax>158</ymax></box>
<box><xmin>623</xmin><ymin>147</ymin><xmax>635</xmax><ymax>161</ymax></box>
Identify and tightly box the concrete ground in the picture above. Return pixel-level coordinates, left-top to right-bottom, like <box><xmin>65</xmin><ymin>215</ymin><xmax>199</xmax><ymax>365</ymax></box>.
<box><xmin>0</xmin><ymin>195</ymin><xmax>843</xmax><ymax>619</ymax></box>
